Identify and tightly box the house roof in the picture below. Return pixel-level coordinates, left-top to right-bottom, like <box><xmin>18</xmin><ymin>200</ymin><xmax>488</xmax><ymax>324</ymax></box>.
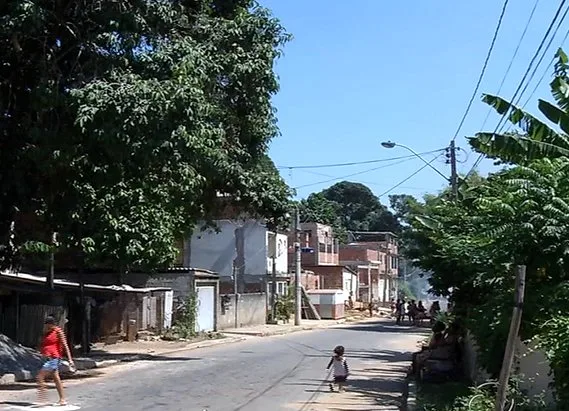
<box><xmin>165</xmin><ymin>267</ymin><xmax>219</xmax><ymax>279</ymax></box>
<box><xmin>0</xmin><ymin>271</ymin><xmax>172</xmax><ymax>293</ymax></box>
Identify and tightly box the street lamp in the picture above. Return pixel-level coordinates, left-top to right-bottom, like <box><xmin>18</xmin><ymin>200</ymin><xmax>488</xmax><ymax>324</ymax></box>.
<box><xmin>380</xmin><ymin>140</ymin><xmax>450</xmax><ymax>183</ymax></box>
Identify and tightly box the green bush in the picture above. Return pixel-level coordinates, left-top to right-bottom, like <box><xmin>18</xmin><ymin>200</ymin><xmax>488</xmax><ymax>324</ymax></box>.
<box><xmin>174</xmin><ymin>292</ymin><xmax>198</xmax><ymax>339</ymax></box>
<box><xmin>274</xmin><ymin>286</ymin><xmax>295</xmax><ymax>322</ymax></box>
<box><xmin>418</xmin><ymin>380</ymin><xmax>548</xmax><ymax>411</ymax></box>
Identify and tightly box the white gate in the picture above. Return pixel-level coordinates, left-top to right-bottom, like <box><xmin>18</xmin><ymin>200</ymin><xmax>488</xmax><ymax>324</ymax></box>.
<box><xmin>195</xmin><ymin>286</ymin><xmax>215</xmax><ymax>333</ymax></box>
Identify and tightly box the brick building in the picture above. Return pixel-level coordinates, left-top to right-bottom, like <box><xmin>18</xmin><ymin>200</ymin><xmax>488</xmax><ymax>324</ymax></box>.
<box><xmin>288</xmin><ymin>222</ymin><xmax>339</xmax><ymax>267</ymax></box>
<box><xmin>340</xmin><ymin>232</ymin><xmax>399</xmax><ymax>305</ymax></box>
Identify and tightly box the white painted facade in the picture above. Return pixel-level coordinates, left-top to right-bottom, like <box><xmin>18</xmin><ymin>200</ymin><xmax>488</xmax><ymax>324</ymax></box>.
<box><xmin>342</xmin><ymin>270</ymin><xmax>358</xmax><ymax>301</ymax></box>
<box><xmin>187</xmin><ymin>219</ymin><xmax>288</xmax><ymax>277</ymax></box>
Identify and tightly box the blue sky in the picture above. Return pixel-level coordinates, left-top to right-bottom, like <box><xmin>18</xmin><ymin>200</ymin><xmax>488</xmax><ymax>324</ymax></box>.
<box><xmin>261</xmin><ymin>0</ymin><xmax>566</xmax><ymax>203</ymax></box>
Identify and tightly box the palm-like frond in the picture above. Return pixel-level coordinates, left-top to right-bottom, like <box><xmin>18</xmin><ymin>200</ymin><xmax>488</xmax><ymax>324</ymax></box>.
<box><xmin>468</xmin><ymin>48</ymin><xmax>569</xmax><ymax>164</ymax></box>
<box><xmin>551</xmin><ymin>48</ymin><xmax>569</xmax><ymax>111</ymax></box>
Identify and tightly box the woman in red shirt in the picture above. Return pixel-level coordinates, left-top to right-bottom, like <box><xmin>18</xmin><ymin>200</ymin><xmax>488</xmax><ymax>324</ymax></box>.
<box><xmin>37</xmin><ymin>316</ymin><xmax>74</xmax><ymax>406</ymax></box>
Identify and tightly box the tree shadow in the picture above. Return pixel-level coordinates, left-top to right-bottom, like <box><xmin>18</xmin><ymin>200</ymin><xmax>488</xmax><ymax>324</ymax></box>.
<box><xmin>0</xmin><ymin>370</ymin><xmax>103</xmax><ymax>392</ymax></box>
<box><xmin>348</xmin><ymin>349</ymin><xmax>413</xmax><ymax>362</ymax></box>
<box><xmin>293</xmin><ymin>374</ymin><xmax>407</xmax><ymax>409</ymax></box>
<box><xmin>339</xmin><ymin>321</ymin><xmax>430</xmax><ymax>335</ymax></box>
<box><xmin>84</xmin><ymin>350</ymin><xmax>201</xmax><ymax>362</ymax></box>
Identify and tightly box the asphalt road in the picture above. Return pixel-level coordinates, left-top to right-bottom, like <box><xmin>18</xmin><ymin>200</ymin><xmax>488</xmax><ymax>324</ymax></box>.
<box><xmin>1</xmin><ymin>321</ymin><xmax>424</xmax><ymax>411</ymax></box>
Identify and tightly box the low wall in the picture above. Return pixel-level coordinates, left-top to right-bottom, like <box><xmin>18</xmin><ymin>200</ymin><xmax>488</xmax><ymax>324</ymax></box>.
<box><xmin>463</xmin><ymin>331</ymin><xmax>555</xmax><ymax>405</ymax></box>
<box><xmin>218</xmin><ymin>293</ymin><xmax>266</xmax><ymax>330</ymax></box>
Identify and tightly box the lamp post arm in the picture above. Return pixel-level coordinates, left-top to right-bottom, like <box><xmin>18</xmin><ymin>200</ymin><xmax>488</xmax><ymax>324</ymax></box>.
<box><xmin>395</xmin><ymin>143</ymin><xmax>450</xmax><ymax>183</ymax></box>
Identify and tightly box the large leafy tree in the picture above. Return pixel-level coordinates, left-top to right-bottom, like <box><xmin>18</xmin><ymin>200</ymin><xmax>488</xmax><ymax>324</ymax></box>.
<box><xmin>0</xmin><ymin>0</ymin><xmax>292</xmax><ymax>271</ymax></box>
<box><xmin>321</xmin><ymin>182</ymin><xmax>401</xmax><ymax>233</ymax></box>
<box><xmin>299</xmin><ymin>181</ymin><xmax>401</xmax><ymax>243</ymax></box>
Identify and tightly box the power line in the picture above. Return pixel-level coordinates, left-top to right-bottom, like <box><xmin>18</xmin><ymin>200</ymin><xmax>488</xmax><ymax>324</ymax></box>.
<box><xmin>513</xmin><ymin>4</ymin><xmax>569</xmax><ymax>108</ymax></box>
<box><xmin>377</xmin><ymin>155</ymin><xmax>443</xmax><ymax>198</ymax></box>
<box><xmin>293</xmin><ymin>157</ymin><xmax>418</xmax><ymax>190</ymax></box>
<box><xmin>521</xmin><ymin>27</ymin><xmax>569</xmax><ymax>109</ymax></box>
<box><xmin>492</xmin><ymin>0</ymin><xmax>568</xmax><ymax>135</ymax></box>
<box><xmin>466</xmin><ymin>0</ymin><xmax>569</xmax><ymax>178</ymax></box>
<box><xmin>295</xmin><ymin>168</ymin><xmax>427</xmax><ymax>191</ymax></box>
<box><xmin>451</xmin><ymin>0</ymin><xmax>511</xmax><ymax>142</ymax></box>
<box><xmin>277</xmin><ymin>149</ymin><xmax>445</xmax><ymax>170</ymax></box>
<box><xmin>480</xmin><ymin>0</ymin><xmax>541</xmax><ymax>130</ymax></box>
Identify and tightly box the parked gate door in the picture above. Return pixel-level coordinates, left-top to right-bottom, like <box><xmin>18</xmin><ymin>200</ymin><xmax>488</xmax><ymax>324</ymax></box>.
<box><xmin>195</xmin><ymin>286</ymin><xmax>215</xmax><ymax>332</ymax></box>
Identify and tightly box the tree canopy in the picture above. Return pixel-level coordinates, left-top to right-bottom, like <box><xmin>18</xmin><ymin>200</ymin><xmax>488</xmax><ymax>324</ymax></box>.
<box><xmin>0</xmin><ymin>0</ymin><xmax>292</xmax><ymax>271</ymax></box>
<box><xmin>298</xmin><ymin>181</ymin><xmax>401</xmax><ymax>242</ymax></box>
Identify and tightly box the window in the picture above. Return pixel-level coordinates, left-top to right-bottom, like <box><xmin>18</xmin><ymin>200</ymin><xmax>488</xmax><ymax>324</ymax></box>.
<box><xmin>391</xmin><ymin>257</ymin><xmax>398</xmax><ymax>269</ymax></box>
<box><xmin>277</xmin><ymin>282</ymin><xmax>287</xmax><ymax>295</ymax></box>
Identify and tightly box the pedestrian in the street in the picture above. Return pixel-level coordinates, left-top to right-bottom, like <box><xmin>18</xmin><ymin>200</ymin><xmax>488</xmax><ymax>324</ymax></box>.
<box><xmin>396</xmin><ymin>299</ymin><xmax>405</xmax><ymax>325</ymax></box>
<box><xmin>326</xmin><ymin>345</ymin><xmax>349</xmax><ymax>392</ymax></box>
<box><xmin>37</xmin><ymin>315</ymin><xmax>75</xmax><ymax>406</ymax></box>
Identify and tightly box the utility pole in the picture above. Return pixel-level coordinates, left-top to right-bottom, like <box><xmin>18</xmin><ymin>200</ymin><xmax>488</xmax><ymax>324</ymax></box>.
<box><xmin>495</xmin><ymin>265</ymin><xmax>526</xmax><ymax>411</ymax></box>
<box><xmin>270</xmin><ymin>251</ymin><xmax>277</xmax><ymax>323</ymax></box>
<box><xmin>294</xmin><ymin>206</ymin><xmax>301</xmax><ymax>326</ymax></box>
<box><xmin>233</xmin><ymin>263</ymin><xmax>238</xmax><ymax>328</ymax></box>
<box><xmin>449</xmin><ymin>140</ymin><xmax>458</xmax><ymax>200</ymax></box>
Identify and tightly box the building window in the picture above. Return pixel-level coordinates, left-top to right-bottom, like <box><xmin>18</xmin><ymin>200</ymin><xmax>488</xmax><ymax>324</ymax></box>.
<box><xmin>277</xmin><ymin>282</ymin><xmax>287</xmax><ymax>295</ymax></box>
<box><xmin>391</xmin><ymin>257</ymin><xmax>398</xmax><ymax>269</ymax></box>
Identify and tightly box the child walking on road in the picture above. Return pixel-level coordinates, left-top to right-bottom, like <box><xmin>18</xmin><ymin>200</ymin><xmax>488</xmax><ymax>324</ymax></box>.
<box><xmin>326</xmin><ymin>345</ymin><xmax>349</xmax><ymax>392</ymax></box>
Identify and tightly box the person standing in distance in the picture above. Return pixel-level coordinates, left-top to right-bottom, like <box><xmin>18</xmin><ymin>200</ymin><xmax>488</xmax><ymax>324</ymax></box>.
<box><xmin>37</xmin><ymin>315</ymin><xmax>75</xmax><ymax>406</ymax></box>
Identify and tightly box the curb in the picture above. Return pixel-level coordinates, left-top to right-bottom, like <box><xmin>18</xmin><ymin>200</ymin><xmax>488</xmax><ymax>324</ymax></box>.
<box><xmin>402</xmin><ymin>375</ymin><xmax>417</xmax><ymax>411</ymax></box>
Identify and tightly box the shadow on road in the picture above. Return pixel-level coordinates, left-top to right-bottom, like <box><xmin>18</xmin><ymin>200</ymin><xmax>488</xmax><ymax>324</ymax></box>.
<box><xmin>339</xmin><ymin>321</ymin><xmax>430</xmax><ymax>334</ymax></box>
<box><xmin>86</xmin><ymin>351</ymin><xmax>201</xmax><ymax>363</ymax></box>
<box><xmin>349</xmin><ymin>349</ymin><xmax>412</xmax><ymax>362</ymax></box>
<box><xmin>0</xmin><ymin>370</ymin><xmax>106</xmax><ymax>393</ymax></box>
<box><xmin>1</xmin><ymin>401</ymin><xmax>36</xmax><ymax>407</ymax></box>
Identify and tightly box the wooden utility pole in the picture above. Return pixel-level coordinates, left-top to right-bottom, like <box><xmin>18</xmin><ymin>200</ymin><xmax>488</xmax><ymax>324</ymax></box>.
<box><xmin>449</xmin><ymin>140</ymin><xmax>458</xmax><ymax>200</ymax></box>
<box><xmin>495</xmin><ymin>265</ymin><xmax>526</xmax><ymax>411</ymax></box>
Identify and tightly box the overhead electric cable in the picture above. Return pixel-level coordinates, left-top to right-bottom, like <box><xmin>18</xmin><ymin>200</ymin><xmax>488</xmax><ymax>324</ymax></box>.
<box><xmin>293</xmin><ymin>157</ymin><xmax>417</xmax><ymax>190</ymax></box>
<box><xmin>377</xmin><ymin>156</ymin><xmax>443</xmax><ymax>198</ymax></box>
<box><xmin>452</xmin><ymin>0</ymin><xmax>511</xmax><ymax>142</ymax></box>
<box><xmin>277</xmin><ymin>149</ymin><xmax>445</xmax><ymax>170</ymax></box>
<box><xmin>480</xmin><ymin>0</ymin><xmax>541</xmax><ymax>130</ymax></box>
<box><xmin>465</xmin><ymin>0</ymin><xmax>569</xmax><ymax>178</ymax></box>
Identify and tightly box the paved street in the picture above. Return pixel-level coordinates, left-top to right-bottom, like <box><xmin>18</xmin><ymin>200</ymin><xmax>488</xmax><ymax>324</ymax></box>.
<box><xmin>1</xmin><ymin>321</ymin><xmax>424</xmax><ymax>411</ymax></box>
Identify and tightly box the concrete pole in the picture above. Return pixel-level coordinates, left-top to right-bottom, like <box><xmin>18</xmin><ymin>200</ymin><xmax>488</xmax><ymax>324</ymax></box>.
<box><xmin>270</xmin><ymin>253</ymin><xmax>277</xmax><ymax>322</ymax></box>
<box><xmin>294</xmin><ymin>207</ymin><xmax>302</xmax><ymax>325</ymax></box>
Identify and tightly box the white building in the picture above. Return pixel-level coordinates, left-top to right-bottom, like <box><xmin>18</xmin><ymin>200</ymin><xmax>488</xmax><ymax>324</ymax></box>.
<box><xmin>185</xmin><ymin>219</ymin><xmax>288</xmax><ymax>293</ymax></box>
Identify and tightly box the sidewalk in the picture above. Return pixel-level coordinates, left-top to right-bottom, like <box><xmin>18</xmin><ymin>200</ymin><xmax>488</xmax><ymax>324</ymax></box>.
<box><xmin>295</xmin><ymin>328</ymin><xmax>426</xmax><ymax>411</ymax></box>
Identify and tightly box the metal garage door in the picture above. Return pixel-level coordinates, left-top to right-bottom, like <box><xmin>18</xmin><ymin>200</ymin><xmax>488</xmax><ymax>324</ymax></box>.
<box><xmin>195</xmin><ymin>286</ymin><xmax>215</xmax><ymax>333</ymax></box>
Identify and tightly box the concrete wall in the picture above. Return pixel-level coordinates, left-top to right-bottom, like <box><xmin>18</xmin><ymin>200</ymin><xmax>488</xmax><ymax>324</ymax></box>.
<box><xmin>516</xmin><ymin>339</ymin><xmax>555</xmax><ymax>405</ymax></box>
<box><xmin>463</xmin><ymin>332</ymin><xmax>555</xmax><ymax>405</ymax></box>
<box><xmin>217</xmin><ymin>293</ymin><xmax>266</xmax><ymax>330</ymax></box>
<box><xmin>189</xmin><ymin>221</ymin><xmax>287</xmax><ymax>292</ymax></box>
